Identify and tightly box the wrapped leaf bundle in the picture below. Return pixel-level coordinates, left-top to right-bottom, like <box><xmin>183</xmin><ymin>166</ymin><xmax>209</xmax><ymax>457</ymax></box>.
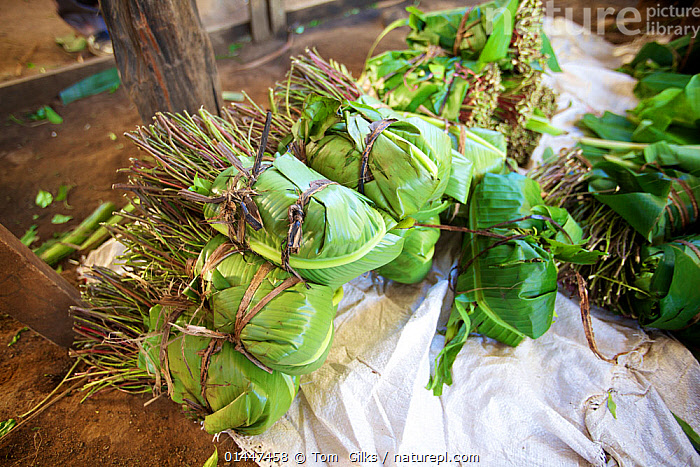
<box><xmin>195</xmin><ymin>235</ymin><xmax>337</xmax><ymax>375</ymax></box>
<box><xmin>362</xmin><ymin>0</ymin><xmax>561</xmax><ymax>165</ymax></box>
<box><xmin>269</xmin><ymin>49</ymin><xmax>512</xmax><ymax>206</ymax></box>
<box><xmin>195</xmin><ymin>152</ymin><xmax>404</xmax><ymax>290</ymax></box>
<box><xmin>585</xmin><ymin>149</ymin><xmax>700</xmax><ymax>244</ymax></box>
<box><xmin>291</xmin><ymin>94</ymin><xmax>452</xmax><ymax>220</ymax></box>
<box><xmin>428</xmin><ymin>172</ymin><xmax>598</xmax><ymax>394</ymax></box>
<box><xmin>376</xmin><ymin>215</ymin><xmax>441</xmax><ymax>284</ymax></box>
<box><xmin>166</xmin><ymin>335</ymin><xmax>299</xmax><ymax>435</ymax></box>
<box><xmin>137</xmin><ymin>303</ymin><xmax>300</xmax><ymax>435</ymax></box>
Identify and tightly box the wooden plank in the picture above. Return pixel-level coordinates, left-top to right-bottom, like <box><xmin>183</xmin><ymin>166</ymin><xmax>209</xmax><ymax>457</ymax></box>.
<box><xmin>268</xmin><ymin>0</ymin><xmax>287</xmax><ymax>36</ymax></box>
<box><xmin>100</xmin><ymin>0</ymin><xmax>223</xmax><ymax>122</ymax></box>
<box><xmin>250</xmin><ymin>0</ymin><xmax>272</xmax><ymax>42</ymax></box>
<box><xmin>0</xmin><ymin>224</ymin><xmax>81</xmax><ymax>348</ymax></box>
<box><xmin>0</xmin><ymin>55</ymin><xmax>114</xmax><ymax>117</ymax></box>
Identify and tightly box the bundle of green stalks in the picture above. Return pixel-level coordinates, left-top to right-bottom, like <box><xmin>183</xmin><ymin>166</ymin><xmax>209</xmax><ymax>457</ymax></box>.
<box><xmin>71</xmin><ymin>108</ymin><xmax>409</xmax><ymax>434</ymax></box>
<box><xmin>361</xmin><ymin>0</ymin><xmax>561</xmax><ymax>166</ymax></box>
<box><xmin>531</xmin><ymin>148</ymin><xmax>644</xmax><ymax>313</ymax></box>
<box><xmin>531</xmin><ymin>144</ymin><xmax>700</xmax><ymax>347</ymax></box>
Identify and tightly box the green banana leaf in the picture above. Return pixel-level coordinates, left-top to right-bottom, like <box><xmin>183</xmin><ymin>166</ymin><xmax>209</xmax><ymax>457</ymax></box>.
<box><xmin>437</xmin><ymin>124</ymin><xmax>508</xmax><ymax>203</ymax></box>
<box><xmin>633</xmin><ymin>72</ymin><xmax>693</xmax><ymax>99</ymax></box>
<box><xmin>294</xmin><ymin>95</ymin><xmax>453</xmax><ymax>220</ymax></box>
<box><xmin>201</xmin><ymin>153</ymin><xmax>404</xmax><ymax>289</ymax></box>
<box><xmin>631</xmin><ymin>74</ymin><xmax>700</xmax><ymax>132</ymax></box>
<box><xmin>167</xmin><ymin>334</ymin><xmax>298</xmax><ymax>435</ymax></box>
<box><xmin>193</xmin><ymin>236</ymin><xmax>336</xmax><ymax>375</ymax></box>
<box><xmin>581</xmin><ymin>76</ymin><xmax>700</xmax><ymax>146</ymax></box>
<box><xmin>376</xmin><ymin>214</ymin><xmax>441</xmax><ymax>284</ymax></box>
<box><xmin>427</xmin><ymin>294</ymin><xmax>471</xmax><ymax>396</ymax></box>
<box><xmin>361</xmin><ymin>110</ymin><xmax>507</xmax><ymax>203</ymax></box>
<box><xmin>588</xmin><ymin>156</ymin><xmax>700</xmax><ymax>244</ymax></box>
<box><xmin>349</xmin><ymin>96</ymin><xmax>507</xmax><ymax>202</ymax></box>
<box><xmin>457</xmin><ymin>231</ymin><xmax>558</xmax><ymax>340</ymax></box>
<box><xmin>429</xmin><ymin>172</ymin><xmax>595</xmax><ymax>394</ymax></box>
<box><xmin>632</xmin><ymin>236</ymin><xmax>700</xmax><ymax>331</ymax></box>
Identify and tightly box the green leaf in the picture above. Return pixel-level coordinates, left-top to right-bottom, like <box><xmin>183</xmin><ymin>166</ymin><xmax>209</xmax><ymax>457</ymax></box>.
<box><xmin>299</xmin><ymin>98</ymin><xmax>453</xmax><ymax>220</ymax></box>
<box><xmin>166</xmin><ymin>335</ymin><xmax>299</xmax><ymax>435</ymax></box>
<box><xmin>377</xmin><ymin>215</ymin><xmax>440</xmax><ymax>284</ymax></box>
<box><xmin>478</xmin><ymin>0</ymin><xmax>519</xmax><ymax>64</ymax></box>
<box><xmin>203</xmin><ymin>447</ymin><xmax>218</xmax><ymax>467</ymax></box>
<box><xmin>427</xmin><ymin>295</ymin><xmax>472</xmax><ymax>396</ymax></box>
<box><xmin>0</xmin><ymin>419</ymin><xmax>17</xmax><ymax>438</ymax></box>
<box><xmin>581</xmin><ymin>112</ymin><xmax>636</xmax><ymax>142</ymax></box>
<box><xmin>457</xmin><ymin>174</ymin><xmax>559</xmax><ymax>339</ymax></box>
<box><xmin>633</xmin><ymin>237</ymin><xmax>700</xmax><ymax>330</ymax></box>
<box><xmin>634</xmin><ymin>72</ymin><xmax>692</xmax><ymax>99</ymax></box>
<box><xmin>44</xmin><ymin>106</ymin><xmax>63</xmax><ymax>125</ymax></box>
<box><xmin>55</xmin><ymin>34</ymin><xmax>87</xmax><ymax>52</ymax></box>
<box><xmin>55</xmin><ymin>184</ymin><xmax>73</xmax><ymax>202</ymax></box>
<box><xmin>20</xmin><ymin>225</ymin><xmax>39</xmax><ymax>247</ymax></box>
<box><xmin>188</xmin><ymin>175</ymin><xmax>212</xmax><ymax>195</ymax></box>
<box><xmin>51</xmin><ymin>214</ymin><xmax>73</xmax><ymax>224</ymax></box>
<box><xmin>8</xmin><ymin>327</ymin><xmax>28</xmax><ymax>347</ymax></box>
<box><xmin>541</xmin><ymin>30</ymin><xmax>561</xmax><ymax>72</ymax></box>
<box><xmin>35</xmin><ymin>190</ymin><xmax>53</xmax><ymax>208</ymax></box>
<box><xmin>607</xmin><ymin>392</ymin><xmax>617</xmax><ymax>419</ymax></box>
<box><xmin>673</xmin><ymin>413</ymin><xmax>700</xmax><ymax>451</ymax></box>
<box><xmin>209</xmin><ymin>252</ymin><xmax>336</xmax><ymax>375</ymax></box>
<box><xmin>587</xmin><ymin>156</ymin><xmax>700</xmax><ymax>243</ymax></box>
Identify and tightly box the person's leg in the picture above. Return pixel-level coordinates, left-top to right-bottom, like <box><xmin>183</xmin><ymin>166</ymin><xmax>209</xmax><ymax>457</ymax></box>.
<box><xmin>55</xmin><ymin>0</ymin><xmax>104</xmax><ymax>36</ymax></box>
<box><xmin>54</xmin><ymin>0</ymin><xmax>112</xmax><ymax>55</ymax></box>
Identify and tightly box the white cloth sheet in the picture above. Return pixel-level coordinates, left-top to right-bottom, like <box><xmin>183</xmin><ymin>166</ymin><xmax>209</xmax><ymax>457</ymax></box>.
<box><xmin>219</xmin><ymin>18</ymin><xmax>700</xmax><ymax>467</ymax></box>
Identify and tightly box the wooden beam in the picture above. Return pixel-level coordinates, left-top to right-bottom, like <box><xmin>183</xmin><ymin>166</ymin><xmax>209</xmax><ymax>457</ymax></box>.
<box><xmin>0</xmin><ymin>224</ymin><xmax>80</xmax><ymax>348</ymax></box>
<box><xmin>100</xmin><ymin>0</ymin><xmax>223</xmax><ymax>122</ymax></box>
<box><xmin>0</xmin><ymin>56</ymin><xmax>114</xmax><ymax>117</ymax></box>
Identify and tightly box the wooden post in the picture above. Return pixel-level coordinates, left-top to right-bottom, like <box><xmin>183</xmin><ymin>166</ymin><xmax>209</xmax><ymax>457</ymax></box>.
<box><xmin>100</xmin><ymin>0</ymin><xmax>223</xmax><ymax>122</ymax></box>
<box><xmin>268</xmin><ymin>0</ymin><xmax>287</xmax><ymax>37</ymax></box>
<box><xmin>250</xmin><ymin>0</ymin><xmax>287</xmax><ymax>42</ymax></box>
<box><xmin>250</xmin><ymin>0</ymin><xmax>272</xmax><ymax>42</ymax></box>
<box><xmin>0</xmin><ymin>224</ymin><xmax>80</xmax><ymax>348</ymax></box>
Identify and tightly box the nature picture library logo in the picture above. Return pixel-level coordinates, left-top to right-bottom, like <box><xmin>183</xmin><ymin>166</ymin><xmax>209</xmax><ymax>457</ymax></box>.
<box><xmin>543</xmin><ymin>0</ymin><xmax>700</xmax><ymax>37</ymax></box>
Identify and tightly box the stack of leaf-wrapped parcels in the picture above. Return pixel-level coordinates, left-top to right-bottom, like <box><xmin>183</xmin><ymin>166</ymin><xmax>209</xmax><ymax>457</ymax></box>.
<box><xmin>72</xmin><ymin>107</ymin><xmax>420</xmax><ymax>434</ymax></box>
<box><xmin>531</xmin><ymin>35</ymin><xmax>700</xmax><ymax>353</ymax></box>
<box><xmin>72</xmin><ymin>1</ymin><xmax>602</xmax><ymax>434</ymax></box>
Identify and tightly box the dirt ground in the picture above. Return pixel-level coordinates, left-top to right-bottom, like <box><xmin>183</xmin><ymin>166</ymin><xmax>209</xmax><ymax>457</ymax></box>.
<box><xmin>0</xmin><ymin>0</ymin><xmax>641</xmax><ymax>466</ymax></box>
